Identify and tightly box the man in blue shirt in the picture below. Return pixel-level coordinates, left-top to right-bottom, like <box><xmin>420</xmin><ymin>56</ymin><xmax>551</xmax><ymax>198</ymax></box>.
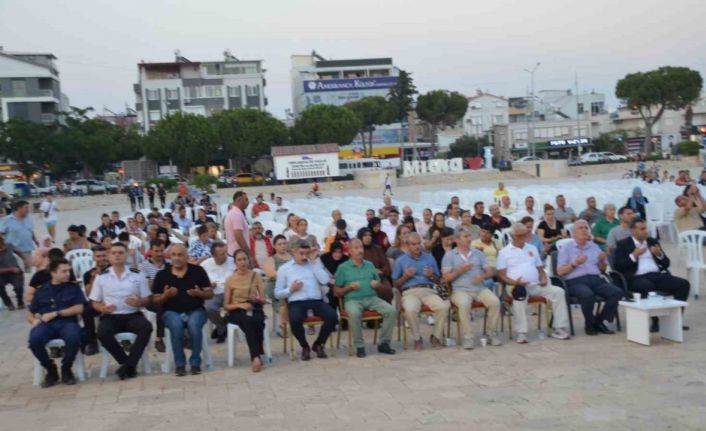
<box><xmin>27</xmin><ymin>258</ymin><xmax>86</xmax><ymax>387</ymax></box>
<box><xmin>392</xmin><ymin>232</ymin><xmax>449</xmax><ymax>350</ymax></box>
<box><xmin>0</xmin><ymin>200</ymin><xmax>36</xmax><ymax>269</ymax></box>
<box><xmin>275</xmin><ymin>239</ymin><xmax>337</xmax><ymax>361</ymax></box>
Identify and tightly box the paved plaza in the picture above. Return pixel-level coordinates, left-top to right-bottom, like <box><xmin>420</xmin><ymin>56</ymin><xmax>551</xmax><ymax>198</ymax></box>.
<box><xmin>1</xmin><ymin>172</ymin><xmax>705</xmax><ymax>430</ymax></box>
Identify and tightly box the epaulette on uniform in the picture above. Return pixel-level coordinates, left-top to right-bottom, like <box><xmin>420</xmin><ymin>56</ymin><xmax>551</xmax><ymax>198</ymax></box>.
<box><xmin>129</xmin><ymin>268</ymin><xmax>141</xmax><ymax>274</ymax></box>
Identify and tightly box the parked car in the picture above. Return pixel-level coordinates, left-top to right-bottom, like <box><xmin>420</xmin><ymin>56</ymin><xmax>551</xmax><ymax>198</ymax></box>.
<box><xmin>515</xmin><ymin>156</ymin><xmax>543</xmax><ymax>162</ymax></box>
<box><xmin>96</xmin><ymin>180</ymin><xmax>119</xmax><ymax>194</ymax></box>
<box><xmin>73</xmin><ymin>179</ymin><xmax>107</xmax><ymax>195</ymax></box>
<box><xmin>234</xmin><ymin>173</ymin><xmax>264</xmax><ymax>186</ymax></box>
<box><xmin>598</xmin><ymin>152</ymin><xmax>628</xmax><ymax>162</ymax></box>
<box><xmin>579</xmin><ymin>152</ymin><xmax>607</xmax><ymax>163</ymax></box>
<box><xmin>567</xmin><ymin>158</ymin><xmax>583</xmax><ymax>166</ymax></box>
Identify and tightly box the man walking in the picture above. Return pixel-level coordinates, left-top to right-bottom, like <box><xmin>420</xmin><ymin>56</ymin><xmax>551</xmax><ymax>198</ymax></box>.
<box><xmin>224</xmin><ymin>191</ymin><xmax>252</xmax><ymax>261</ymax></box>
<box><xmin>157</xmin><ymin>183</ymin><xmax>167</xmax><ymax>209</ymax></box>
<box><xmin>0</xmin><ymin>200</ymin><xmax>37</xmax><ymax>270</ymax></box>
<box><xmin>0</xmin><ymin>235</ymin><xmax>26</xmax><ymax>309</ymax></box>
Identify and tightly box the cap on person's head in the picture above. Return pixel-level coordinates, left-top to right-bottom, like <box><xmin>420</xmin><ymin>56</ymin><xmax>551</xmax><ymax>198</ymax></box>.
<box><xmin>336</xmin><ymin>219</ymin><xmax>347</xmax><ymax>230</ymax></box>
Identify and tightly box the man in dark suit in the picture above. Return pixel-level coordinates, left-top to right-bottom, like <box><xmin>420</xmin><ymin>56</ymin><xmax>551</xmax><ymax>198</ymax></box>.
<box><xmin>613</xmin><ymin>219</ymin><xmax>690</xmax><ymax>330</ymax></box>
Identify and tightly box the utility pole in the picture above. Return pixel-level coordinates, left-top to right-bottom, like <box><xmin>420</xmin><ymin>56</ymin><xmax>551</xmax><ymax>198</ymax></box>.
<box><xmin>575</xmin><ymin>72</ymin><xmax>582</xmax><ymax>156</ymax></box>
<box><xmin>524</xmin><ymin>62</ymin><xmax>540</xmax><ymax>158</ymax></box>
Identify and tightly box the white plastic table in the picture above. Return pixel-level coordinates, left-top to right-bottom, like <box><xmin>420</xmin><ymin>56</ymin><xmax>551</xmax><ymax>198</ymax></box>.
<box><xmin>619</xmin><ymin>297</ymin><xmax>688</xmax><ymax>346</ymax></box>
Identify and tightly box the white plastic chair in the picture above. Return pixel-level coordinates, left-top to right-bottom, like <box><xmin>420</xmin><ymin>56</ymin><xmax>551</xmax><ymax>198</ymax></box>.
<box><xmin>33</xmin><ymin>339</ymin><xmax>87</xmax><ymax>386</ymax></box>
<box><xmin>255</xmin><ymin>211</ymin><xmax>274</xmax><ymax>222</ymax></box>
<box><xmin>679</xmin><ymin>230</ymin><xmax>706</xmax><ymax>299</ymax></box>
<box><xmin>66</xmin><ymin>249</ymin><xmax>93</xmax><ymax>263</ymax></box>
<box><xmin>99</xmin><ymin>332</ymin><xmax>152</xmax><ymax>379</ymax></box>
<box><xmin>226</xmin><ymin>319</ymin><xmax>273</xmax><ymax>367</ymax></box>
<box><xmin>72</xmin><ymin>256</ymin><xmax>94</xmax><ymax>282</ymax></box>
<box><xmin>161</xmin><ymin>325</ymin><xmax>213</xmax><ymax>373</ymax></box>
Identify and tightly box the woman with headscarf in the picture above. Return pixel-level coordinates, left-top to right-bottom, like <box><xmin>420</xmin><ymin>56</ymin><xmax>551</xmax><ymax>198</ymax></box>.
<box><xmin>626</xmin><ymin>186</ymin><xmax>649</xmax><ymax>220</ymax></box>
<box><xmin>320</xmin><ymin>241</ymin><xmax>349</xmax><ymax>312</ymax></box>
<box><xmin>367</xmin><ymin>217</ymin><xmax>390</xmax><ymax>252</ymax></box>
<box><xmin>357</xmin><ymin>228</ymin><xmax>393</xmax><ymax>303</ymax></box>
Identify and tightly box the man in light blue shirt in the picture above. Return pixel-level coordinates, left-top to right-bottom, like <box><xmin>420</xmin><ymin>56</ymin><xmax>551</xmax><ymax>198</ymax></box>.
<box><xmin>0</xmin><ymin>200</ymin><xmax>36</xmax><ymax>269</ymax></box>
<box><xmin>275</xmin><ymin>239</ymin><xmax>337</xmax><ymax>361</ymax></box>
<box><xmin>173</xmin><ymin>206</ymin><xmax>193</xmax><ymax>234</ymax></box>
<box><xmin>392</xmin><ymin>233</ymin><xmax>449</xmax><ymax>350</ymax></box>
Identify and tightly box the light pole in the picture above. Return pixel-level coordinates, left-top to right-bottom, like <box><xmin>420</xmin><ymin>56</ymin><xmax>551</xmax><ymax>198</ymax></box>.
<box><xmin>524</xmin><ymin>62</ymin><xmax>540</xmax><ymax>158</ymax></box>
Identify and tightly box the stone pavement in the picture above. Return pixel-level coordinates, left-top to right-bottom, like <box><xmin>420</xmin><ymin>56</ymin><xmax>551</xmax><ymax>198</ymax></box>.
<box><xmin>2</xmin><ymin>243</ymin><xmax>705</xmax><ymax>431</ymax></box>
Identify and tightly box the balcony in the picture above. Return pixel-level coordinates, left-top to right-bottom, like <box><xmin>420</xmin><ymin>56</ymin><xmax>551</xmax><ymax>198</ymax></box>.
<box><xmin>38</xmin><ymin>89</ymin><xmax>54</xmax><ymax>98</ymax></box>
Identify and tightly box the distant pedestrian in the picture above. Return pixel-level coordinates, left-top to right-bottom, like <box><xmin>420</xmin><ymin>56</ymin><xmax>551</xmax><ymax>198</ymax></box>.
<box><xmin>157</xmin><ymin>183</ymin><xmax>167</xmax><ymax>208</ymax></box>
<box><xmin>127</xmin><ymin>187</ymin><xmax>136</xmax><ymax>212</ymax></box>
<box><xmin>39</xmin><ymin>195</ymin><xmax>59</xmax><ymax>241</ymax></box>
<box><xmin>383</xmin><ymin>173</ymin><xmax>393</xmax><ymax>196</ymax></box>
<box><xmin>135</xmin><ymin>185</ymin><xmax>145</xmax><ymax>209</ymax></box>
<box><xmin>0</xmin><ymin>200</ymin><xmax>37</xmax><ymax>271</ymax></box>
<box><xmin>147</xmin><ymin>185</ymin><xmax>156</xmax><ymax>208</ymax></box>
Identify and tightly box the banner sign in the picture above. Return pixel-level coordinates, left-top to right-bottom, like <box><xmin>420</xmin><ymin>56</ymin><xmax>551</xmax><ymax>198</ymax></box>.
<box><xmin>303</xmin><ymin>76</ymin><xmax>398</xmax><ymax>93</ymax></box>
<box><xmin>273</xmin><ymin>153</ymin><xmax>340</xmax><ymax>180</ymax></box>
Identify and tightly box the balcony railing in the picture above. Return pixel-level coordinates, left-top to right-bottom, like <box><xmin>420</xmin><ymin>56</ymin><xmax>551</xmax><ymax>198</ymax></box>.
<box><xmin>38</xmin><ymin>89</ymin><xmax>54</xmax><ymax>97</ymax></box>
<box><xmin>40</xmin><ymin>113</ymin><xmax>56</xmax><ymax>123</ymax></box>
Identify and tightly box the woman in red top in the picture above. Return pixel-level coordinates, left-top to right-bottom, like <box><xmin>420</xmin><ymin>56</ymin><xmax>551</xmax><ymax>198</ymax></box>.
<box><xmin>367</xmin><ymin>217</ymin><xmax>390</xmax><ymax>252</ymax></box>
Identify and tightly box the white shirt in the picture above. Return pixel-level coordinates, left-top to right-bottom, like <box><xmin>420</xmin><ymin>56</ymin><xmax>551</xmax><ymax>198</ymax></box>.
<box><xmin>323</xmin><ymin>223</ymin><xmax>337</xmax><ymax>239</ymax></box>
<box><xmin>630</xmin><ymin>237</ymin><xmax>660</xmax><ymax>276</ymax></box>
<box><xmin>496</xmin><ymin>242</ymin><xmax>543</xmax><ymax>285</ymax></box>
<box><xmin>201</xmin><ymin>256</ymin><xmax>235</xmax><ymax>295</ymax></box>
<box><xmin>89</xmin><ymin>267</ymin><xmax>150</xmax><ymax>315</ymax></box>
<box><xmin>415</xmin><ymin>220</ymin><xmax>432</xmax><ymax>239</ymax></box>
<box><xmin>445</xmin><ymin>216</ymin><xmax>460</xmax><ymax>231</ymax></box>
<box><xmin>381</xmin><ymin>220</ymin><xmax>399</xmax><ymax>243</ymax></box>
<box><xmin>274</xmin><ymin>259</ymin><xmax>330</xmax><ymax>302</ymax></box>
<box><xmin>253</xmin><ymin>238</ymin><xmax>270</xmax><ymax>267</ymax></box>
<box><xmin>516</xmin><ymin>209</ymin><xmax>538</xmax><ymax>223</ymax></box>
<box><xmin>39</xmin><ymin>200</ymin><xmax>58</xmax><ymax>221</ymax></box>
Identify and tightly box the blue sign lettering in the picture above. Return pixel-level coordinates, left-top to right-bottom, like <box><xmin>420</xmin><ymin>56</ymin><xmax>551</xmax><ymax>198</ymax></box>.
<box><xmin>303</xmin><ymin>76</ymin><xmax>399</xmax><ymax>93</ymax></box>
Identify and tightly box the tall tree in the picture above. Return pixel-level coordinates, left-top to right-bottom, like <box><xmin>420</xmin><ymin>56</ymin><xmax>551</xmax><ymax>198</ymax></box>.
<box><xmin>616</xmin><ymin>66</ymin><xmax>702</xmax><ymax>153</ymax></box>
<box><xmin>416</xmin><ymin>90</ymin><xmax>469</xmax><ymax>154</ymax></box>
<box><xmin>145</xmin><ymin>112</ymin><xmax>217</xmax><ymax>175</ymax></box>
<box><xmin>346</xmin><ymin>97</ymin><xmax>396</xmax><ymax>157</ymax></box>
<box><xmin>0</xmin><ymin>119</ymin><xmax>53</xmax><ymax>180</ymax></box>
<box><xmin>448</xmin><ymin>135</ymin><xmax>489</xmax><ymax>158</ymax></box>
<box><xmin>291</xmin><ymin>104</ymin><xmax>360</xmax><ymax>146</ymax></box>
<box><xmin>212</xmin><ymin>108</ymin><xmax>289</xmax><ymax>160</ymax></box>
<box><xmin>388</xmin><ymin>70</ymin><xmax>417</xmax><ymax>123</ymax></box>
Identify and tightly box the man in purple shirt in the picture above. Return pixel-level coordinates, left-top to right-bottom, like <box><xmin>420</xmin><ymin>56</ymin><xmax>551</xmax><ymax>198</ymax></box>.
<box><xmin>556</xmin><ymin>220</ymin><xmax>622</xmax><ymax>336</ymax></box>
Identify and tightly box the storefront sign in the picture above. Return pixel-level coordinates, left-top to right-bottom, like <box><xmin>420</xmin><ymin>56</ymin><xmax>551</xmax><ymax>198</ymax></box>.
<box><xmin>548</xmin><ymin>138</ymin><xmax>590</xmax><ymax>147</ymax></box>
<box><xmin>303</xmin><ymin>76</ymin><xmax>398</xmax><ymax>93</ymax></box>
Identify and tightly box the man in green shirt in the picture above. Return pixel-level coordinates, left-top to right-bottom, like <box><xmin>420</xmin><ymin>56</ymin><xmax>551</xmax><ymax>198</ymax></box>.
<box><xmin>592</xmin><ymin>203</ymin><xmax>620</xmax><ymax>251</ymax></box>
<box><xmin>335</xmin><ymin>239</ymin><xmax>397</xmax><ymax>358</ymax></box>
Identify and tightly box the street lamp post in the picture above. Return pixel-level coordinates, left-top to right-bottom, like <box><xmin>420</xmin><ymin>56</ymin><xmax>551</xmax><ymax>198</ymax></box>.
<box><xmin>524</xmin><ymin>62</ymin><xmax>540</xmax><ymax>158</ymax></box>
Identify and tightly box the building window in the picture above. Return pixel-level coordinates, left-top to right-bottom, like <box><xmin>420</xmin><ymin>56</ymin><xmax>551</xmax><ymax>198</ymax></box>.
<box><xmin>166</xmin><ymin>89</ymin><xmax>179</xmax><ymax>100</ymax></box>
<box><xmin>204</xmin><ymin>85</ymin><xmax>223</xmax><ymax>98</ymax></box>
<box><xmin>185</xmin><ymin>86</ymin><xmax>202</xmax><ymax>99</ymax></box>
<box><xmin>149</xmin><ymin>110</ymin><xmax>161</xmax><ymax>121</ymax></box>
<box><xmin>146</xmin><ymin>89</ymin><xmax>160</xmax><ymax>100</ymax></box>
<box><xmin>591</xmin><ymin>102</ymin><xmax>603</xmax><ymax>115</ymax></box>
<box><xmin>11</xmin><ymin>79</ymin><xmax>27</xmax><ymax>97</ymax></box>
<box><xmin>493</xmin><ymin>115</ymin><xmax>503</xmax><ymax>125</ymax></box>
<box><xmin>167</xmin><ymin>109</ymin><xmax>180</xmax><ymax>116</ymax></box>
<box><xmin>228</xmin><ymin>86</ymin><xmax>241</xmax><ymax>97</ymax></box>
<box><xmin>246</xmin><ymin>85</ymin><xmax>259</xmax><ymax>97</ymax></box>
<box><xmin>514</xmin><ymin>131</ymin><xmax>527</xmax><ymax>140</ymax></box>
<box><xmin>577</xmin><ymin>103</ymin><xmax>584</xmax><ymax>114</ymax></box>
<box><xmin>561</xmin><ymin>126</ymin><xmax>570</xmax><ymax>136</ymax></box>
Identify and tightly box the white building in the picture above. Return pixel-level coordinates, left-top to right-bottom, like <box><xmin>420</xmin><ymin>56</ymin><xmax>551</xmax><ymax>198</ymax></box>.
<box><xmin>290</xmin><ymin>51</ymin><xmax>399</xmax><ymax>117</ymax></box>
<box><xmin>0</xmin><ymin>48</ymin><xmax>68</xmax><ymax>123</ymax></box>
<box><xmin>462</xmin><ymin>92</ymin><xmax>509</xmax><ymax>140</ymax></box>
<box><xmin>134</xmin><ymin>52</ymin><xmax>267</xmax><ymax>133</ymax></box>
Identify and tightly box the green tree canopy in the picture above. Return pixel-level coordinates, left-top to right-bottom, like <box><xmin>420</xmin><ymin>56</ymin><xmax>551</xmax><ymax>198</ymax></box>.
<box><xmin>291</xmin><ymin>104</ymin><xmax>360</xmax><ymax>146</ymax></box>
<box><xmin>416</xmin><ymin>90</ymin><xmax>468</xmax><ymax>152</ymax></box>
<box><xmin>211</xmin><ymin>108</ymin><xmax>289</xmax><ymax>159</ymax></box>
<box><xmin>448</xmin><ymin>135</ymin><xmax>489</xmax><ymax>158</ymax></box>
<box><xmin>616</xmin><ymin>66</ymin><xmax>703</xmax><ymax>153</ymax></box>
<box><xmin>388</xmin><ymin>70</ymin><xmax>417</xmax><ymax>122</ymax></box>
<box><xmin>592</xmin><ymin>130</ymin><xmax>629</xmax><ymax>154</ymax></box>
<box><xmin>0</xmin><ymin>119</ymin><xmax>53</xmax><ymax>180</ymax></box>
<box><xmin>346</xmin><ymin>96</ymin><xmax>396</xmax><ymax>156</ymax></box>
<box><xmin>145</xmin><ymin>112</ymin><xmax>217</xmax><ymax>175</ymax></box>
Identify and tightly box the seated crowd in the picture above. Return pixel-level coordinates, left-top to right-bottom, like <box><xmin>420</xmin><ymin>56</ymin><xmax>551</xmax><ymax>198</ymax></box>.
<box><xmin>12</xmin><ymin>182</ymin><xmax>698</xmax><ymax>389</ymax></box>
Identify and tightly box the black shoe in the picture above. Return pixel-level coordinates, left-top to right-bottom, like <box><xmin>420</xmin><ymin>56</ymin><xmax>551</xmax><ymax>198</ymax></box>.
<box><xmin>312</xmin><ymin>344</ymin><xmax>328</xmax><ymax>359</ymax></box>
<box><xmin>154</xmin><ymin>339</ymin><xmax>165</xmax><ymax>353</ymax></box>
<box><xmin>210</xmin><ymin>329</ymin><xmax>218</xmax><ymax>340</ymax></box>
<box><xmin>61</xmin><ymin>368</ymin><xmax>76</xmax><ymax>385</ymax></box>
<box><xmin>175</xmin><ymin>366</ymin><xmax>186</xmax><ymax>377</ymax></box>
<box><xmin>683</xmin><ymin>325</ymin><xmax>690</xmax><ymax>331</ymax></box>
<box><xmin>41</xmin><ymin>364</ymin><xmax>59</xmax><ymax>388</ymax></box>
<box><xmin>126</xmin><ymin>365</ymin><xmax>138</xmax><ymax>379</ymax></box>
<box><xmin>84</xmin><ymin>344</ymin><xmax>99</xmax><ymax>356</ymax></box>
<box><xmin>191</xmin><ymin>366</ymin><xmax>201</xmax><ymax>375</ymax></box>
<box><xmin>377</xmin><ymin>343</ymin><xmax>396</xmax><ymax>355</ymax></box>
<box><xmin>594</xmin><ymin>322</ymin><xmax>615</xmax><ymax>335</ymax></box>
<box><xmin>585</xmin><ymin>326</ymin><xmax>598</xmax><ymax>336</ymax></box>
<box><xmin>301</xmin><ymin>346</ymin><xmax>311</xmax><ymax>361</ymax></box>
<box><xmin>116</xmin><ymin>364</ymin><xmax>129</xmax><ymax>380</ymax></box>
<box><xmin>356</xmin><ymin>347</ymin><xmax>366</xmax><ymax>358</ymax></box>
<box><xmin>17</xmin><ymin>302</ymin><xmax>25</xmax><ymax>310</ymax></box>
<box><xmin>650</xmin><ymin>318</ymin><xmax>659</xmax><ymax>333</ymax></box>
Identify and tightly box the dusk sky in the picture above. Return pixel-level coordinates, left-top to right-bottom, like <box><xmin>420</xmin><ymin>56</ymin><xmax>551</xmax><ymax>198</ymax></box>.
<box><xmin>2</xmin><ymin>0</ymin><xmax>705</xmax><ymax>119</ymax></box>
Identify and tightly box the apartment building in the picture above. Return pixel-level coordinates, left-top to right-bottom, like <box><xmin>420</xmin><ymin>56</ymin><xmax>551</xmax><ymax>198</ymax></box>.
<box><xmin>463</xmin><ymin>92</ymin><xmax>508</xmax><ymax>140</ymax></box>
<box><xmin>0</xmin><ymin>48</ymin><xmax>67</xmax><ymax>123</ymax></box>
<box><xmin>134</xmin><ymin>52</ymin><xmax>267</xmax><ymax>133</ymax></box>
<box><xmin>290</xmin><ymin>51</ymin><xmax>399</xmax><ymax>116</ymax></box>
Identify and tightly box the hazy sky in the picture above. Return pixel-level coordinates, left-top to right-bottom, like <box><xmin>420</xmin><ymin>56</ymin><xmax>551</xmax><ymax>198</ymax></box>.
<box><xmin>2</xmin><ymin>0</ymin><xmax>705</xmax><ymax>119</ymax></box>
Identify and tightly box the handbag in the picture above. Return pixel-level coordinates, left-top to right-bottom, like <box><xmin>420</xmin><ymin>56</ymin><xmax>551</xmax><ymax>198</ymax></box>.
<box><xmin>246</xmin><ymin>272</ymin><xmax>264</xmax><ymax>310</ymax></box>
